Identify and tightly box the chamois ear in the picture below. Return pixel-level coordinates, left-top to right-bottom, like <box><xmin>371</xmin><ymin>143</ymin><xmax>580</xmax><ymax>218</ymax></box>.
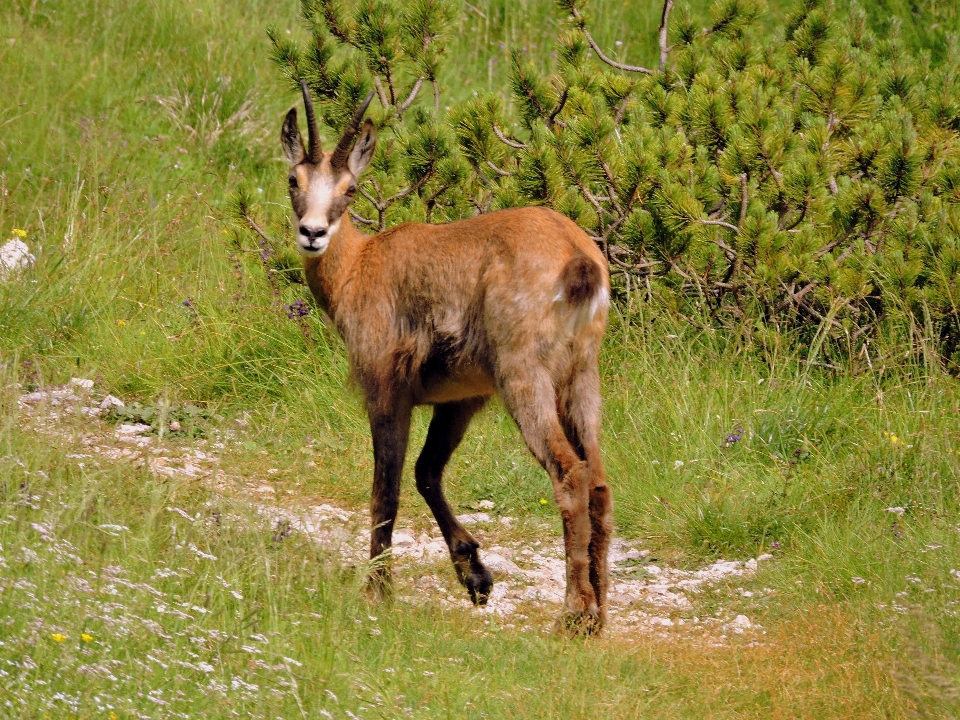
<box><xmin>281</xmin><ymin>108</ymin><xmax>306</xmax><ymax>166</ymax></box>
<box><xmin>348</xmin><ymin>119</ymin><xmax>376</xmax><ymax>176</ymax></box>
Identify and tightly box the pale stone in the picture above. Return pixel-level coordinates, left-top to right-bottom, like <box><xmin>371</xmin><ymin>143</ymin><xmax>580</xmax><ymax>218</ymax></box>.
<box><xmin>0</xmin><ymin>239</ymin><xmax>35</xmax><ymax>278</ymax></box>
<box><xmin>456</xmin><ymin>512</ymin><xmax>492</xmax><ymax>525</ymax></box>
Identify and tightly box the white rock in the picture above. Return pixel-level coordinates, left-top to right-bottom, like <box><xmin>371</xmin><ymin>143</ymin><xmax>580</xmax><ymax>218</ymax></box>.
<box><xmin>19</xmin><ymin>391</ymin><xmax>49</xmax><ymax>404</ymax></box>
<box><xmin>756</xmin><ymin>553</ymin><xmax>774</xmax><ymax>562</ymax></box>
<box><xmin>477</xmin><ymin>500</ymin><xmax>495</xmax><ymax>510</ymax></box>
<box><xmin>746</xmin><ymin>558</ymin><xmax>758</xmax><ymax>571</ymax></box>
<box><xmin>69</xmin><ymin>378</ymin><xmax>94</xmax><ymax>390</ymax></box>
<box><xmin>483</xmin><ymin>552</ymin><xmax>523</xmax><ymax>576</ymax></box>
<box><xmin>457</xmin><ymin>512</ymin><xmax>492</xmax><ymax>525</ymax></box>
<box><xmin>0</xmin><ymin>239</ymin><xmax>35</xmax><ymax>278</ymax></box>
<box><xmin>423</xmin><ymin>540</ymin><xmax>448</xmax><ymax>557</ymax></box>
<box><xmin>116</xmin><ymin>423</ymin><xmax>151</xmax><ymax>436</ymax></box>
<box><xmin>726</xmin><ymin>614</ymin><xmax>752</xmax><ymax>633</ymax></box>
<box><xmin>100</xmin><ymin>395</ymin><xmax>125</xmax><ymax>410</ymax></box>
<box><xmin>392</xmin><ymin>532</ymin><xmax>415</xmax><ymax>547</ymax></box>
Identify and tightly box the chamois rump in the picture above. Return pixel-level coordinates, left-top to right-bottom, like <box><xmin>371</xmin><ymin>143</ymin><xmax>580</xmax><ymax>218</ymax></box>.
<box><xmin>281</xmin><ymin>81</ymin><xmax>612</xmax><ymax>632</ymax></box>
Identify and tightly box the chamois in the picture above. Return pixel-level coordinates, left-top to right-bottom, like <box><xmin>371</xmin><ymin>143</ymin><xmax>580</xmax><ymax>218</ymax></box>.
<box><xmin>281</xmin><ymin>81</ymin><xmax>612</xmax><ymax>632</ymax></box>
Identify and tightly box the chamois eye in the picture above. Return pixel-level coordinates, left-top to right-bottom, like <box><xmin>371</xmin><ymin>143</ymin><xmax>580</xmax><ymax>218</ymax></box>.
<box><xmin>345</xmin><ymin>184</ymin><xmax>356</xmax><ymax>197</ymax></box>
<box><xmin>288</xmin><ymin>175</ymin><xmax>298</xmax><ymax>189</ymax></box>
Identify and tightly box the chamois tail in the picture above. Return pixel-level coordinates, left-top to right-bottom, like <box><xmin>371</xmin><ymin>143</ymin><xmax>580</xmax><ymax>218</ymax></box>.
<box><xmin>555</xmin><ymin>255</ymin><xmax>608</xmax><ymax>333</ymax></box>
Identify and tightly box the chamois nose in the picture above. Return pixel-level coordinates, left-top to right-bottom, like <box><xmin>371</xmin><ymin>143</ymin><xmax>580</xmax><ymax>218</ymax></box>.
<box><xmin>299</xmin><ymin>225</ymin><xmax>327</xmax><ymax>240</ymax></box>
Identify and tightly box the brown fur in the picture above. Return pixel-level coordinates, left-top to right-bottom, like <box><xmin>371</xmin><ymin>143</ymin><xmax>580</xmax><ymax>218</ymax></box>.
<box><xmin>282</xmin><ymin>105</ymin><xmax>612</xmax><ymax>633</ymax></box>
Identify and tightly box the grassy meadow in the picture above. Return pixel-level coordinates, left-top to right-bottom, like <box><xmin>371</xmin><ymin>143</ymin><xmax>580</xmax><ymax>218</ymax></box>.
<box><xmin>2</xmin><ymin>0</ymin><xmax>960</xmax><ymax>717</ymax></box>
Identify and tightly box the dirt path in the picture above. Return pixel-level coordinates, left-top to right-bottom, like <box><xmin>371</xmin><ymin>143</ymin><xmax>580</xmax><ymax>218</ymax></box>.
<box><xmin>18</xmin><ymin>379</ymin><xmax>773</xmax><ymax>640</ymax></box>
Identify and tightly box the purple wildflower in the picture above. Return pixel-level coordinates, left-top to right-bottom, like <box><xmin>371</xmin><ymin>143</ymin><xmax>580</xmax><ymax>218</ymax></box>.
<box><xmin>284</xmin><ymin>299</ymin><xmax>310</xmax><ymax>319</ymax></box>
<box><xmin>724</xmin><ymin>424</ymin><xmax>744</xmax><ymax>446</ymax></box>
<box><xmin>771</xmin><ymin>541</ymin><xmax>780</xmax><ymax>549</ymax></box>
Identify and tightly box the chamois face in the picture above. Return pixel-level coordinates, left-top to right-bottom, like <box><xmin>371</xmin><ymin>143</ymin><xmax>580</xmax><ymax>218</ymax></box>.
<box><xmin>281</xmin><ymin>108</ymin><xmax>376</xmax><ymax>257</ymax></box>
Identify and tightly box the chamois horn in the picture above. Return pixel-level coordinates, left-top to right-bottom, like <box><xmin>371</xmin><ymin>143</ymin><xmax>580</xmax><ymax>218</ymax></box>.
<box><xmin>299</xmin><ymin>78</ymin><xmax>321</xmax><ymax>163</ymax></box>
<box><xmin>331</xmin><ymin>90</ymin><xmax>376</xmax><ymax>169</ymax></box>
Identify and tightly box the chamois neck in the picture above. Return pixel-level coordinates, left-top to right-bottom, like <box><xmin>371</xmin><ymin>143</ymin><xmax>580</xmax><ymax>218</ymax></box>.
<box><xmin>302</xmin><ymin>216</ymin><xmax>368</xmax><ymax>323</ymax></box>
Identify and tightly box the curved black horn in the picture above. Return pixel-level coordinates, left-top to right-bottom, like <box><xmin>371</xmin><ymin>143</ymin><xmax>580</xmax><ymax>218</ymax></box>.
<box><xmin>300</xmin><ymin>78</ymin><xmax>321</xmax><ymax>163</ymax></box>
<box><xmin>331</xmin><ymin>90</ymin><xmax>376</xmax><ymax>169</ymax></box>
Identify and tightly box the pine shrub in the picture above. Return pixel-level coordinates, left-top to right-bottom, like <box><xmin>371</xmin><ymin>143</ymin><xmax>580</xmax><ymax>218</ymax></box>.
<box><xmin>254</xmin><ymin>0</ymin><xmax>960</xmax><ymax>372</ymax></box>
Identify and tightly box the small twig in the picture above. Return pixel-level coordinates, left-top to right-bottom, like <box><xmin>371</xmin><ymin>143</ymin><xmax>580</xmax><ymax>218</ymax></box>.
<box><xmin>658</xmin><ymin>0</ymin><xmax>674</xmax><ymax>73</ymax></box>
<box><xmin>493</xmin><ymin>124</ymin><xmax>527</xmax><ymax>149</ymax></box>
<box><xmin>571</xmin><ymin>7</ymin><xmax>653</xmax><ymax>74</ymax></box>
<box><xmin>397</xmin><ymin>77</ymin><xmax>425</xmax><ymax>116</ymax></box>
<box><xmin>349</xmin><ymin>208</ymin><xmax>378</xmax><ymax>227</ymax></box>
<box><xmin>693</xmin><ymin>217</ymin><xmax>740</xmax><ymax>233</ymax></box>
<box><xmin>776</xmin><ymin>280</ymin><xmax>817</xmax><ymax>312</ymax></box>
<box><xmin>546</xmin><ymin>85</ymin><xmax>569</xmax><ymax>129</ymax></box>
<box><xmin>241</xmin><ymin>212</ymin><xmax>278</xmax><ymax>247</ymax></box>
<box><xmin>467</xmin><ymin>158</ymin><xmax>497</xmax><ymax>188</ymax></box>
<box><xmin>372</xmin><ymin>77</ymin><xmax>390</xmax><ymax>110</ymax></box>
<box><xmin>485</xmin><ymin>159</ymin><xmax>512</xmax><ymax>177</ymax></box>
<box><xmin>707</xmin><ymin>236</ymin><xmax>737</xmax><ymax>260</ymax></box>
<box><xmin>784</xmin><ymin>201</ymin><xmax>808</xmax><ymax>231</ymax></box>
<box><xmin>613</xmin><ymin>95</ymin><xmax>630</xmax><ymax>127</ymax></box>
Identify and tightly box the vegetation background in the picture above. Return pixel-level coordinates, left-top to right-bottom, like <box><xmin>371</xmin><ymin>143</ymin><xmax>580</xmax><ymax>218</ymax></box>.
<box><xmin>1</xmin><ymin>0</ymin><xmax>959</xmax><ymax>717</ymax></box>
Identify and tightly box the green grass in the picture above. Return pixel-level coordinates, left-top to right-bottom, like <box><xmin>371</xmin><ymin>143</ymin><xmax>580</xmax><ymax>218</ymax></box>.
<box><xmin>2</xmin><ymin>0</ymin><xmax>960</xmax><ymax>717</ymax></box>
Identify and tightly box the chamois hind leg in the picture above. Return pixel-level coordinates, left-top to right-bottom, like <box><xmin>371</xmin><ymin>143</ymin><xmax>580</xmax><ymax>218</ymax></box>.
<box><xmin>415</xmin><ymin>397</ymin><xmax>493</xmax><ymax>605</ymax></box>
<box><xmin>365</xmin><ymin>392</ymin><xmax>413</xmax><ymax>600</ymax></box>
<box><xmin>497</xmin><ymin>364</ymin><xmax>599</xmax><ymax>633</ymax></box>
<box><xmin>558</xmin><ymin>360</ymin><xmax>611</xmax><ymax>628</ymax></box>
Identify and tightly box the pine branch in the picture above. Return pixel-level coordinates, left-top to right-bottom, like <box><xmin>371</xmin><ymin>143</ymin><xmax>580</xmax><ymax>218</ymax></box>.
<box><xmin>397</xmin><ymin>76</ymin><xmax>426</xmax><ymax>116</ymax></box>
<box><xmin>570</xmin><ymin>6</ymin><xmax>653</xmax><ymax>75</ymax></box>
<box><xmin>693</xmin><ymin>217</ymin><xmax>739</xmax><ymax>233</ymax></box>
<box><xmin>372</xmin><ymin>76</ymin><xmax>390</xmax><ymax>109</ymax></box>
<box><xmin>547</xmin><ymin>85</ymin><xmax>569</xmax><ymax>129</ymax></box>
<box><xmin>659</xmin><ymin>0</ymin><xmax>674</xmax><ymax>73</ymax></box>
<box><xmin>350</xmin><ymin>208</ymin><xmax>378</xmax><ymax>226</ymax></box>
<box><xmin>485</xmin><ymin>160</ymin><xmax>512</xmax><ymax>177</ymax></box>
<box><xmin>493</xmin><ymin>124</ymin><xmax>528</xmax><ymax>149</ymax></box>
<box><xmin>318</xmin><ymin>0</ymin><xmax>355</xmax><ymax>46</ymax></box>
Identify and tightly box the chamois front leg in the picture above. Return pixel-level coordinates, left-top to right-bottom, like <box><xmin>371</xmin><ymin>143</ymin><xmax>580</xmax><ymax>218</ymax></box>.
<box><xmin>415</xmin><ymin>398</ymin><xmax>493</xmax><ymax>605</ymax></box>
<box><xmin>365</xmin><ymin>394</ymin><xmax>413</xmax><ymax>600</ymax></box>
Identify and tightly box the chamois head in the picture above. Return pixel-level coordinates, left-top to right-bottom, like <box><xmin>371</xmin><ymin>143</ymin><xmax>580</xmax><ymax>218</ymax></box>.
<box><xmin>281</xmin><ymin>81</ymin><xmax>376</xmax><ymax>256</ymax></box>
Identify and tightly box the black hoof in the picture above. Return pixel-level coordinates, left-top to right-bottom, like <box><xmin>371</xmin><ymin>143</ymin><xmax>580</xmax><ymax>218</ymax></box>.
<box><xmin>465</xmin><ymin>567</ymin><xmax>494</xmax><ymax>606</ymax></box>
<box><xmin>452</xmin><ymin>539</ymin><xmax>494</xmax><ymax>605</ymax></box>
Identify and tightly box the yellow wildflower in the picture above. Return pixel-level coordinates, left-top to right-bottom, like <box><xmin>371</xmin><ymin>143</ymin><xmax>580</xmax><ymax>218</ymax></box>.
<box><xmin>51</xmin><ymin>633</ymin><xmax>67</xmax><ymax>642</ymax></box>
<box><xmin>539</xmin><ymin>498</ymin><xmax>548</xmax><ymax>506</ymax></box>
<box><xmin>81</xmin><ymin>633</ymin><xmax>94</xmax><ymax>642</ymax></box>
<box><xmin>12</xmin><ymin>228</ymin><xmax>27</xmax><ymax>237</ymax></box>
<box><xmin>117</xmin><ymin>320</ymin><xmax>126</xmax><ymax>327</ymax></box>
<box><xmin>110</xmin><ymin>713</ymin><xmax>119</xmax><ymax>720</ymax></box>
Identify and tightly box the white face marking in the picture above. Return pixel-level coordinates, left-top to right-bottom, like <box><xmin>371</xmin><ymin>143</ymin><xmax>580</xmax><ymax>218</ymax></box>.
<box><xmin>296</xmin><ymin>173</ymin><xmax>335</xmax><ymax>256</ymax></box>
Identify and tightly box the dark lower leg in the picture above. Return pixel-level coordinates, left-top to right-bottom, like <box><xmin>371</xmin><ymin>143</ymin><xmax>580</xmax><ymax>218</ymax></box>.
<box><xmin>415</xmin><ymin>398</ymin><xmax>492</xmax><ymax>604</ymax></box>
<box><xmin>366</xmin><ymin>398</ymin><xmax>412</xmax><ymax>598</ymax></box>
<box><xmin>587</xmin><ymin>482</ymin><xmax>612</xmax><ymax>626</ymax></box>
